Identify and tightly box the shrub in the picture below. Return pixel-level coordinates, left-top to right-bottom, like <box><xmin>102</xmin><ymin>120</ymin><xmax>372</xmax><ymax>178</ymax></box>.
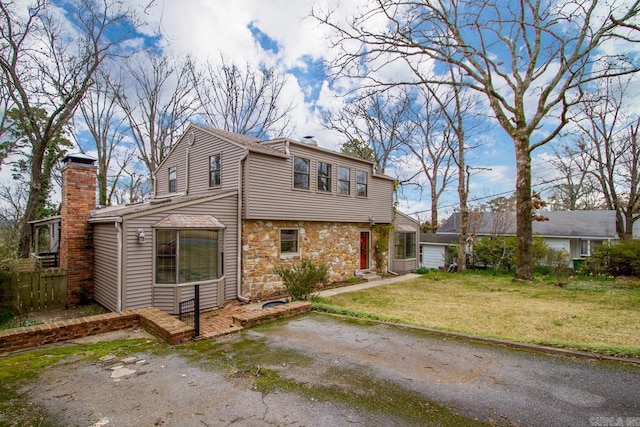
<box><xmin>415</xmin><ymin>267</ymin><xmax>429</xmax><ymax>275</ymax></box>
<box><xmin>274</xmin><ymin>258</ymin><xmax>329</xmax><ymax>301</ymax></box>
<box><xmin>543</xmin><ymin>248</ymin><xmax>572</xmax><ymax>274</ymax></box>
<box><xmin>582</xmin><ymin>240</ymin><xmax>640</xmax><ymax>277</ymax></box>
<box><xmin>471</xmin><ymin>236</ymin><xmax>549</xmax><ymax>272</ymax></box>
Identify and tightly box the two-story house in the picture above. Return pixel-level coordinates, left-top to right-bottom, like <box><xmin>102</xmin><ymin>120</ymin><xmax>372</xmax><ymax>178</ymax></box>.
<box><xmin>86</xmin><ymin>124</ymin><xmax>419</xmax><ymax>314</ymax></box>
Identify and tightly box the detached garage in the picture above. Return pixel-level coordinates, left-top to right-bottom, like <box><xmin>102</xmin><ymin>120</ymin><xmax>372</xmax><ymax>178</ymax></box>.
<box><xmin>419</xmin><ymin>233</ymin><xmax>459</xmax><ymax>270</ymax></box>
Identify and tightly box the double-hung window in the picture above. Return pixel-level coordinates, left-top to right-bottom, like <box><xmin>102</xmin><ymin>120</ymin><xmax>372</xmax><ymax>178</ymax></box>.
<box><xmin>337</xmin><ymin>166</ymin><xmax>351</xmax><ymax>195</ymax></box>
<box><xmin>356</xmin><ymin>171</ymin><xmax>368</xmax><ymax>197</ymax></box>
<box><xmin>395</xmin><ymin>232</ymin><xmax>416</xmax><ymax>259</ymax></box>
<box><xmin>280</xmin><ymin>229</ymin><xmax>299</xmax><ymax>256</ymax></box>
<box><xmin>168</xmin><ymin>166</ymin><xmax>177</xmax><ymax>193</ymax></box>
<box><xmin>317</xmin><ymin>162</ymin><xmax>332</xmax><ymax>192</ymax></box>
<box><xmin>209</xmin><ymin>154</ymin><xmax>221</xmax><ymax>187</ymax></box>
<box><xmin>156</xmin><ymin>229</ymin><xmax>222</xmax><ymax>284</ymax></box>
<box><xmin>293</xmin><ymin>157</ymin><xmax>310</xmax><ymax>190</ymax></box>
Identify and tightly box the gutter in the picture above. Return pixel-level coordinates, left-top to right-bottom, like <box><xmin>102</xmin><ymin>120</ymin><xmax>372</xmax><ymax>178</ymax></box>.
<box><xmin>237</xmin><ymin>151</ymin><xmax>250</xmax><ymax>303</ymax></box>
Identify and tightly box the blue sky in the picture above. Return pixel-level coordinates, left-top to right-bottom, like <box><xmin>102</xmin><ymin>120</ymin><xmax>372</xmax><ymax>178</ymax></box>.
<box><xmin>63</xmin><ymin>0</ymin><xmax>637</xmax><ymax>223</ymax></box>
<box><xmin>118</xmin><ymin>0</ymin><xmax>540</xmax><ymax>222</ymax></box>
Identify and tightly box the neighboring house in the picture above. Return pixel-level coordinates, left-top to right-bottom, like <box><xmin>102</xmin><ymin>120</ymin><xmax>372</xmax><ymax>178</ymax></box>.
<box><xmin>421</xmin><ymin>210</ymin><xmax>620</xmax><ymax>270</ymax></box>
<box><xmin>55</xmin><ymin>124</ymin><xmax>420</xmax><ymax>314</ymax></box>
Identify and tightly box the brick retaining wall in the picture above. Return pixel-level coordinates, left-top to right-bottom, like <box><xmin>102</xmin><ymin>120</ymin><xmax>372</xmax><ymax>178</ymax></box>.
<box><xmin>0</xmin><ymin>308</ymin><xmax>195</xmax><ymax>353</ymax></box>
<box><xmin>0</xmin><ymin>311</ymin><xmax>139</xmax><ymax>354</ymax></box>
<box><xmin>0</xmin><ymin>302</ymin><xmax>310</xmax><ymax>353</ymax></box>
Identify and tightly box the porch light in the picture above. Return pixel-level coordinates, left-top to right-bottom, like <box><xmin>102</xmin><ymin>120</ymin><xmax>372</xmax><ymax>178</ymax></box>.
<box><xmin>369</xmin><ymin>215</ymin><xmax>376</xmax><ymax>226</ymax></box>
<box><xmin>137</xmin><ymin>228</ymin><xmax>146</xmax><ymax>244</ymax></box>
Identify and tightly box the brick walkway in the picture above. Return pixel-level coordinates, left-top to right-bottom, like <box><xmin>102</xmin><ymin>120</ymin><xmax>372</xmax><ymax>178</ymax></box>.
<box><xmin>196</xmin><ymin>301</ymin><xmax>311</xmax><ymax>339</ymax></box>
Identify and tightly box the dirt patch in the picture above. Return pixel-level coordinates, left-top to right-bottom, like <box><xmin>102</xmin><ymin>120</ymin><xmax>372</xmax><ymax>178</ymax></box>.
<box><xmin>28</xmin><ymin>304</ymin><xmax>109</xmax><ymax>323</ymax></box>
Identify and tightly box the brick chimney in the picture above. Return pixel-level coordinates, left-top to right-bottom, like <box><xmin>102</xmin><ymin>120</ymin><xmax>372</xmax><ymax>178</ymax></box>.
<box><xmin>60</xmin><ymin>153</ymin><xmax>97</xmax><ymax>305</ymax></box>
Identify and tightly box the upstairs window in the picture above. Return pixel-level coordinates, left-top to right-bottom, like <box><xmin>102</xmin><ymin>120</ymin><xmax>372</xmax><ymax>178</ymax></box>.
<box><xmin>168</xmin><ymin>166</ymin><xmax>177</xmax><ymax>193</ymax></box>
<box><xmin>395</xmin><ymin>232</ymin><xmax>416</xmax><ymax>259</ymax></box>
<box><xmin>209</xmin><ymin>154</ymin><xmax>221</xmax><ymax>187</ymax></box>
<box><xmin>293</xmin><ymin>157</ymin><xmax>310</xmax><ymax>189</ymax></box>
<box><xmin>338</xmin><ymin>166</ymin><xmax>351</xmax><ymax>195</ymax></box>
<box><xmin>356</xmin><ymin>171</ymin><xmax>368</xmax><ymax>197</ymax></box>
<box><xmin>317</xmin><ymin>162</ymin><xmax>332</xmax><ymax>192</ymax></box>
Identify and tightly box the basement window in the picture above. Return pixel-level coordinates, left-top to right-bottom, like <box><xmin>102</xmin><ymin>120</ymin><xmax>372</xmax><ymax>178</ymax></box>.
<box><xmin>280</xmin><ymin>229</ymin><xmax>299</xmax><ymax>257</ymax></box>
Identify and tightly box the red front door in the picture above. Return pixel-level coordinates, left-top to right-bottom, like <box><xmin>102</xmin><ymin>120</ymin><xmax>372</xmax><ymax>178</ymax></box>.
<box><xmin>360</xmin><ymin>231</ymin><xmax>370</xmax><ymax>270</ymax></box>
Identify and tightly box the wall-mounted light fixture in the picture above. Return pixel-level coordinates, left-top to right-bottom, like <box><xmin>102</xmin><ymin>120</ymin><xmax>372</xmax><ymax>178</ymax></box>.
<box><xmin>369</xmin><ymin>215</ymin><xmax>376</xmax><ymax>226</ymax></box>
<box><xmin>137</xmin><ymin>228</ymin><xmax>146</xmax><ymax>244</ymax></box>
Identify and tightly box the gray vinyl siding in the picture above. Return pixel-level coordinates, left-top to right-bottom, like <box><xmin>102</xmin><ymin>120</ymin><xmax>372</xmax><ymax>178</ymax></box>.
<box><xmin>120</xmin><ymin>193</ymin><xmax>238</xmax><ymax>312</ymax></box>
<box><xmin>155</xmin><ymin>127</ymin><xmax>246</xmax><ymax>197</ymax></box>
<box><xmin>152</xmin><ymin>287</ymin><xmax>176</xmax><ymax>313</ymax></box>
<box><xmin>93</xmin><ymin>222</ymin><xmax>120</xmax><ymax>312</ymax></box>
<box><xmin>156</xmin><ymin>157</ymin><xmax>184</xmax><ymax>196</ymax></box>
<box><xmin>244</xmin><ymin>145</ymin><xmax>394</xmax><ymax>223</ymax></box>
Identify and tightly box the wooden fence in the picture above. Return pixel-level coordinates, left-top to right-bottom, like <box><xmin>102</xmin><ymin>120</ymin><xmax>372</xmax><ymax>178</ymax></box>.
<box><xmin>15</xmin><ymin>269</ymin><xmax>67</xmax><ymax>312</ymax></box>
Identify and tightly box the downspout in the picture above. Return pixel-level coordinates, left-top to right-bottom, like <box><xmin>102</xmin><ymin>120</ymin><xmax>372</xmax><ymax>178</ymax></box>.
<box><xmin>116</xmin><ymin>222</ymin><xmax>123</xmax><ymax>311</ymax></box>
<box><xmin>237</xmin><ymin>151</ymin><xmax>250</xmax><ymax>303</ymax></box>
<box><xmin>151</xmin><ymin>171</ymin><xmax>157</xmax><ymax>198</ymax></box>
<box><xmin>185</xmin><ymin>131</ymin><xmax>195</xmax><ymax>195</ymax></box>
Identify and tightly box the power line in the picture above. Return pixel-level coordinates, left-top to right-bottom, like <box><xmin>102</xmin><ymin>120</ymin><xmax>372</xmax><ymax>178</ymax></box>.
<box><xmin>403</xmin><ymin>171</ymin><xmax>593</xmax><ymax>217</ymax></box>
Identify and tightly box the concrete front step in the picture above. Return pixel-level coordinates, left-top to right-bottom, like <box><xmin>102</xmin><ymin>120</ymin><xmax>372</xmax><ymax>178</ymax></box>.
<box><xmin>361</xmin><ymin>272</ymin><xmax>380</xmax><ymax>281</ymax></box>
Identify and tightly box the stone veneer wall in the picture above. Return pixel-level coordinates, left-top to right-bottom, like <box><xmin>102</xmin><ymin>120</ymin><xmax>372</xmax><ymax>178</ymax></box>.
<box><xmin>242</xmin><ymin>220</ymin><xmax>385</xmax><ymax>300</ymax></box>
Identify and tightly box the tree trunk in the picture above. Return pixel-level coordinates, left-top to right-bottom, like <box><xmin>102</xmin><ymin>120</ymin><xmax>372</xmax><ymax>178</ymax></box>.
<box><xmin>457</xmin><ymin>166</ymin><xmax>468</xmax><ymax>272</ymax></box>
<box><xmin>18</xmin><ymin>142</ymin><xmax>46</xmax><ymax>258</ymax></box>
<box><xmin>430</xmin><ymin>180</ymin><xmax>438</xmax><ymax>232</ymax></box>
<box><xmin>515</xmin><ymin>139</ymin><xmax>533</xmax><ymax>281</ymax></box>
<box><xmin>97</xmin><ymin>170</ymin><xmax>108</xmax><ymax>206</ymax></box>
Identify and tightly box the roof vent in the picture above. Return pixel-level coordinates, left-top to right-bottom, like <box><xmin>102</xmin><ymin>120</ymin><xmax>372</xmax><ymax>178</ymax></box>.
<box><xmin>302</xmin><ymin>135</ymin><xmax>317</xmax><ymax>146</ymax></box>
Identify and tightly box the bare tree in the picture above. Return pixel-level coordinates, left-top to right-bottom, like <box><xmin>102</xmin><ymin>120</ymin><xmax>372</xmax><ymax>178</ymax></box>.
<box><xmin>401</xmin><ymin>86</ymin><xmax>455</xmax><ymax>231</ymax></box>
<box><xmin>547</xmin><ymin>145</ymin><xmax>601</xmax><ymax>211</ymax></box>
<box><xmin>574</xmin><ymin>77</ymin><xmax>640</xmax><ymax>238</ymax></box>
<box><xmin>116</xmin><ymin>52</ymin><xmax>200</xmax><ymax>192</ymax></box>
<box><xmin>196</xmin><ymin>56</ymin><xmax>294</xmax><ymax>139</ymax></box>
<box><xmin>111</xmin><ymin>168</ymin><xmax>149</xmax><ymax>205</ymax></box>
<box><xmin>76</xmin><ymin>69</ymin><xmax>131</xmax><ymax>206</ymax></box>
<box><xmin>422</xmin><ymin>64</ymin><xmax>482</xmax><ymax>271</ymax></box>
<box><xmin>323</xmin><ymin>90</ymin><xmax>409</xmax><ymax>173</ymax></box>
<box><xmin>314</xmin><ymin>0</ymin><xmax>640</xmax><ymax>280</ymax></box>
<box><xmin>0</xmin><ymin>0</ymin><xmax>139</xmax><ymax>257</ymax></box>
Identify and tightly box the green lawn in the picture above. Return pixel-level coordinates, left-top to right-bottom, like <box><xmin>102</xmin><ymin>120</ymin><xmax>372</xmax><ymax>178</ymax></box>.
<box><xmin>314</xmin><ymin>272</ymin><xmax>640</xmax><ymax>357</ymax></box>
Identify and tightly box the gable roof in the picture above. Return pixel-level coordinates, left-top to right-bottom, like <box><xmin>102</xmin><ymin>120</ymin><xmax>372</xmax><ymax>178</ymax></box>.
<box><xmin>438</xmin><ymin>210</ymin><xmax>618</xmax><ymax>239</ymax></box>
<box><xmin>191</xmin><ymin>124</ymin><xmax>288</xmax><ymax>158</ymax></box>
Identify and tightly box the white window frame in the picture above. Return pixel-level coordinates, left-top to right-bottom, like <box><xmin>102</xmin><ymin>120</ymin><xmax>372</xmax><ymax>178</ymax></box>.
<box><xmin>293</xmin><ymin>157</ymin><xmax>310</xmax><ymax>190</ymax></box>
<box><xmin>168</xmin><ymin>166</ymin><xmax>177</xmax><ymax>193</ymax></box>
<box><xmin>337</xmin><ymin>166</ymin><xmax>351</xmax><ymax>195</ymax></box>
<box><xmin>280</xmin><ymin>228</ymin><xmax>300</xmax><ymax>258</ymax></box>
<box><xmin>209</xmin><ymin>154</ymin><xmax>221</xmax><ymax>188</ymax></box>
<box><xmin>356</xmin><ymin>170</ymin><xmax>368</xmax><ymax>197</ymax></box>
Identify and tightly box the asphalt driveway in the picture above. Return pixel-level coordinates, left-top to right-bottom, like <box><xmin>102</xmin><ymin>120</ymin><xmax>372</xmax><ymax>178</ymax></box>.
<box><xmin>24</xmin><ymin>313</ymin><xmax>640</xmax><ymax>426</ymax></box>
